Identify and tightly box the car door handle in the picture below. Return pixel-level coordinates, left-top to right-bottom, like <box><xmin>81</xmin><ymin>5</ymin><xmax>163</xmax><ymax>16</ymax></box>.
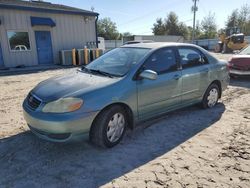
<box><xmin>173</xmin><ymin>74</ymin><xmax>181</xmax><ymax>80</ymax></box>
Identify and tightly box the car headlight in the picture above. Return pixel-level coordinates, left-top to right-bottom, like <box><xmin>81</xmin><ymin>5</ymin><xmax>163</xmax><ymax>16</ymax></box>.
<box><xmin>42</xmin><ymin>97</ymin><xmax>83</xmax><ymax>113</ymax></box>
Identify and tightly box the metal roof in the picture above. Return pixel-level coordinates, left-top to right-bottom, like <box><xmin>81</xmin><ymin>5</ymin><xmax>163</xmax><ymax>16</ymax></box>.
<box><xmin>0</xmin><ymin>0</ymin><xmax>99</xmax><ymax>16</ymax></box>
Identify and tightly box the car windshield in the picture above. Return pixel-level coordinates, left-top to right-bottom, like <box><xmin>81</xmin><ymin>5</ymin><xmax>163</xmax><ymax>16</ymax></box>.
<box><xmin>85</xmin><ymin>47</ymin><xmax>150</xmax><ymax>77</ymax></box>
<box><xmin>239</xmin><ymin>45</ymin><xmax>250</xmax><ymax>55</ymax></box>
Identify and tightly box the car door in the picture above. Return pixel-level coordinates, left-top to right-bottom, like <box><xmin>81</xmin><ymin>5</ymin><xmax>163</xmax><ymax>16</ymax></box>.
<box><xmin>136</xmin><ymin>47</ymin><xmax>182</xmax><ymax>120</ymax></box>
<box><xmin>177</xmin><ymin>47</ymin><xmax>210</xmax><ymax>104</ymax></box>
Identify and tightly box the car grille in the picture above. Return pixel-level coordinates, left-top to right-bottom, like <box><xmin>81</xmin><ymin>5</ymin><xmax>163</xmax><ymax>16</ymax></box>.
<box><xmin>27</xmin><ymin>93</ymin><xmax>42</xmax><ymax>110</ymax></box>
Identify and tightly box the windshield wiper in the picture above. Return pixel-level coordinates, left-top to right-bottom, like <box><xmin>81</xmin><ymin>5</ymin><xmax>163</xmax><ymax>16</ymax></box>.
<box><xmin>81</xmin><ymin>66</ymin><xmax>91</xmax><ymax>73</ymax></box>
<box><xmin>89</xmin><ymin>69</ymin><xmax>115</xmax><ymax>78</ymax></box>
<box><xmin>80</xmin><ymin>66</ymin><xmax>121</xmax><ymax>78</ymax></box>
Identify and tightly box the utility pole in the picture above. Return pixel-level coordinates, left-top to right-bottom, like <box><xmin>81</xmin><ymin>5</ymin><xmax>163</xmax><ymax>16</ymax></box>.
<box><xmin>192</xmin><ymin>0</ymin><xmax>198</xmax><ymax>43</ymax></box>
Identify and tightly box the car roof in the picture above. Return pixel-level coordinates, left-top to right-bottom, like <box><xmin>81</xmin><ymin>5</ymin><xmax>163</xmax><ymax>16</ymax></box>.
<box><xmin>121</xmin><ymin>42</ymin><xmax>199</xmax><ymax>49</ymax></box>
<box><xmin>124</xmin><ymin>40</ymin><xmax>153</xmax><ymax>44</ymax></box>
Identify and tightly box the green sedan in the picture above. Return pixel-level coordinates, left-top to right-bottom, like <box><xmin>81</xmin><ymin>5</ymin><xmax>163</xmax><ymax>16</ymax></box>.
<box><xmin>23</xmin><ymin>42</ymin><xmax>229</xmax><ymax>148</ymax></box>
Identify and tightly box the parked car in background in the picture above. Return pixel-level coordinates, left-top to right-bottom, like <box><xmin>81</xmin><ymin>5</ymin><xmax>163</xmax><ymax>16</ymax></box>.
<box><xmin>23</xmin><ymin>42</ymin><xmax>229</xmax><ymax>148</ymax></box>
<box><xmin>14</xmin><ymin>45</ymin><xmax>28</xmax><ymax>51</ymax></box>
<box><xmin>228</xmin><ymin>45</ymin><xmax>250</xmax><ymax>76</ymax></box>
<box><xmin>123</xmin><ymin>40</ymin><xmax>153</xmax><ymax>45</ymax></box>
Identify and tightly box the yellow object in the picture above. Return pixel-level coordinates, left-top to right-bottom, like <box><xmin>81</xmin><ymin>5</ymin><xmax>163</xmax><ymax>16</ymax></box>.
<box><xmin>68</xmin><ymin>101</ymin><xmax>83</xmax><ymax>112</ymax></box>
<box><xmin>91</xmin><ymin>49</ymin><xmax>96</xmax><ymax>61</ymax></box>
<box><xmin>228</xmin><ymin>40</ymin><xmax>248</xmax><ymax>51</ymax></box>
<box><xmin>72</xmin><ymin>48</ymin><xmax>76</xmax><ymax>66</ymax></box>
<box><xmin>84</xmin><ymin>47</ymin><xmax>89</xmax><ymax>64</ymax></box>
<box><xmin>219</xmin><ymin>33</ymin><xmax>226</xmax><ymax>43</ymax></box>
<box><xmin>215</xmin><ymin>27</ymin><xmax>248</xmax><ymax>53</ymax></box>
<box><xmin>96</xmin><ymin>48</ymin><xmax>100</xmax><ymax>58</ymax></box>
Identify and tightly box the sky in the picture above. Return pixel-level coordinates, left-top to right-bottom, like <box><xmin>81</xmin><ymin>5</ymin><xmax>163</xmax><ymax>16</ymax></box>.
<box><xmin>49</xmin><ymin>0</ymin><xmax>250</xmax><ymax>35</ymax></box>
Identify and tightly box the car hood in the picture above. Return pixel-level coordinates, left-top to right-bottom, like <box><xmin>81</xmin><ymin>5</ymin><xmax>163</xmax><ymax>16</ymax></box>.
<box><xmin>232</xmin><ymin>54</ymin><xmax>250</xmax><ymax>59</ymax></box>
<box><xmin>32</xmin><ymin>70</ymin><xmax>119</xmax><ymax>102</ymax></box>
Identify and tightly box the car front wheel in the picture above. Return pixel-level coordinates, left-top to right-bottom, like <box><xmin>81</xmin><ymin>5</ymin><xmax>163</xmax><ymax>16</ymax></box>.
<box><xmin>202</xmin><ymin>84</ymin><xmax>220</xmax><ymax>108</ymax></box>
<box><xmin>90</xmin><ymin>105</ymin><xmax>127</xmax><ymax>148</ymax></box>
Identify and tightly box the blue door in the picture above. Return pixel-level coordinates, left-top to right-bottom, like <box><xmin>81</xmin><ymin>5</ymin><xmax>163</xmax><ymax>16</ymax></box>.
<box><xmin>35</xmin><ymin>31</ymin><xmax>53</xmax><ymax>64</ymax></box>
<box><xmin>0</xmin><ymin>43</ymin><xmax>4</xmax><ymax>67</ymax></box>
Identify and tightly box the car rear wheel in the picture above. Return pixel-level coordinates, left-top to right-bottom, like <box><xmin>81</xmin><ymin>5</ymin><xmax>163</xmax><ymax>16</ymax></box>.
<box><xmin>90</xmin><ymin>105</ymin><xmax>127</xmax><ymax>148</ymax></box>
<box><xmin>202</xmin><ymin>84</ymin><xmax>219</xmax><ymax>108</ymax></box>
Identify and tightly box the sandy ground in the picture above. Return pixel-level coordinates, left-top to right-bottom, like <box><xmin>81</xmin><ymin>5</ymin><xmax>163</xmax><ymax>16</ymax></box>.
<box><xmin>0</xmin><ymin>53</ymin><xmax>249</xmax><ymax>188</ymax></box>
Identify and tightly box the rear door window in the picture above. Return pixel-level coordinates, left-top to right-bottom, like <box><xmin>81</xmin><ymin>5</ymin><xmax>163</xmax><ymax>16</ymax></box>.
<box><xmin>178</xmin><ymin>48</ymin><xmax>208</xmax><ymax>69</ymax></box>
<box><xmin>143</xmin><ymin>48</ymin><xmax>178</xmax><ymax>74</ymax></box>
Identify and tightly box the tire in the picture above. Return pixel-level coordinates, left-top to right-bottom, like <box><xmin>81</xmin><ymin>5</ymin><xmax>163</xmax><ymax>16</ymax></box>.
<box><xmin>90</xmin><ymin>105</ymin><xmax>127</xmax><ymax>148</ymax></box>
<box><xmin>201</xmin><ymin>84</ymin><xmax>220</xmax><ymax>109</ymax></box>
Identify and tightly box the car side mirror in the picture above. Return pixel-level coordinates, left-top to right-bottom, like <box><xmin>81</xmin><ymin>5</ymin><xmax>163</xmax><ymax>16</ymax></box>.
<box><xmin>139</xmin><ymin>70</ymin><xmax>158</xmax><ymax>80</ymax></box>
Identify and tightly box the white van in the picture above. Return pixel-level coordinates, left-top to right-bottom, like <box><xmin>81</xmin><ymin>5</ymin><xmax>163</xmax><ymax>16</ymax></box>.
<box><xmin>98</xmin><ymin>37</ymin><xmax>105</xmax><ymax>51</ymax></box>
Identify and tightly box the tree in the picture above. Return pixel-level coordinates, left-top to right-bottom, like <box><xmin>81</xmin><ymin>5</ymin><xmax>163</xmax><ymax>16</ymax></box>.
<box><xmin>194</xmin><ymin>21</ymin><xmax>202</xmax><ymax>39</ymax></box>
<box><xmin>238</xmin><ymin>4</ymin><xmax>250</xmax><ymax>35</ymax></box>
<box><xmin>178</xmin><ymin>22</ymin><xmax>188</xmax><ymax>39</ymax></box>
<box><xmin>200</xmin><ymin>12</ymin><xmax>217</xmax><ymax>39</ymax></box>
<box><xmin>152</xmin><ymin>12</ymin><xmax>189</xmax><ymax>39</ymax></box>
<box><xmin>152</xmin><ymin>18</ymin><xmax>166</xmax><ymax>35</ymax></box>
<box><xmin>164</xmin><ymin>12</ymin><xmax>180</xmax><ymax>35</ymax></box>
<box><xmin>225</xmin><ymin>4</ymin><xmax>250</xmax><ymax>35</ymax></box>
<box><xmin>122</xmin><ymin>32</ymin><xmax>133</xmax><ymax>37</ymax></box>
<box><xmin>97</xmin><ymin>17</ymin><xmax>119</xmax><ymax>40</ymax></box>
<box><xmin>226</xmin><ymin>9</ymin><xmax>239</xmax><ymax>28</ymax></box>
<box><xmin>119</xmin><ymin>32</ymin><xmax>132</xmax><ymax>40</ymax></box>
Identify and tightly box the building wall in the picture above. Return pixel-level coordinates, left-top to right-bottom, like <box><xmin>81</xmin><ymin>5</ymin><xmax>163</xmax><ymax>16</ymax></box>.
<box><xmin>105</xmin><ymin>40</ymin><xmax>123</xmax><ymax>51</ymax></box>
<box><xmin>0</xmin><ymin>9</ymin><xmax>96</xmax><ymax>67</ymax></box>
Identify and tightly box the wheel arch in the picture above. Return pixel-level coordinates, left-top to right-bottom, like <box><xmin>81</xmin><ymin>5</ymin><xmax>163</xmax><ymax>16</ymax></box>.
<box><xmin>90</xmin><ymin>102</ymin><xmax>135</xmax><ymax>133</ymax></box>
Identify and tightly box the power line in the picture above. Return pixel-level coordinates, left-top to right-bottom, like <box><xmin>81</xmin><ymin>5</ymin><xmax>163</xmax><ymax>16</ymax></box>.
<box><xmin>117</xmin><ymin>0</ymin><xmax>183</xmax><ymax>27</ymax></box>
<box><xmin>97</xmin><ymin>8</ymin><xmax>131</xmax><ymax>17</ymax></box>
<box><xmin>198</xmin><ymin>0</ymin><xmax>207</xmax><ymax>15</ymax></box>
<box><xmin>181</xmin><ymin>18</ymin><xmax>193</xmax><ymax>23</ymax></box>
<box><xmin>123</xmin><ymin>18</ymin><xmax>192</xmax><ymax>35</ymax></box>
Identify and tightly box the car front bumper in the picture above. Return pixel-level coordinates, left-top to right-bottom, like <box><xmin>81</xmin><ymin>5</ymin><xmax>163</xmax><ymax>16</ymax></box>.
<box><xmin>230</xmin><ymin>69</ymin><xmax>250</xmax><ymax>76</ymax></box>
<box><xmin>23</xmin><ymin>106</ymin><xmax>99</xmax><ymax>142</ymax></box>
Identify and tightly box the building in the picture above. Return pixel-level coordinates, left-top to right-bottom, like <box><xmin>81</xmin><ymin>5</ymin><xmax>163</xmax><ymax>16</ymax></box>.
<box><xmin>0</xmin><ymin>0</ymin><xmax>99</xmax><ymax>68</ymax></box>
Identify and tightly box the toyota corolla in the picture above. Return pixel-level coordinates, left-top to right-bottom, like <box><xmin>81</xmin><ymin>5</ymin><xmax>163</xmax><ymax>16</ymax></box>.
<box><xmin>23</xmin><ymin>43</ymin><xmax>229</xmax><ymax>148</ymax></box>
